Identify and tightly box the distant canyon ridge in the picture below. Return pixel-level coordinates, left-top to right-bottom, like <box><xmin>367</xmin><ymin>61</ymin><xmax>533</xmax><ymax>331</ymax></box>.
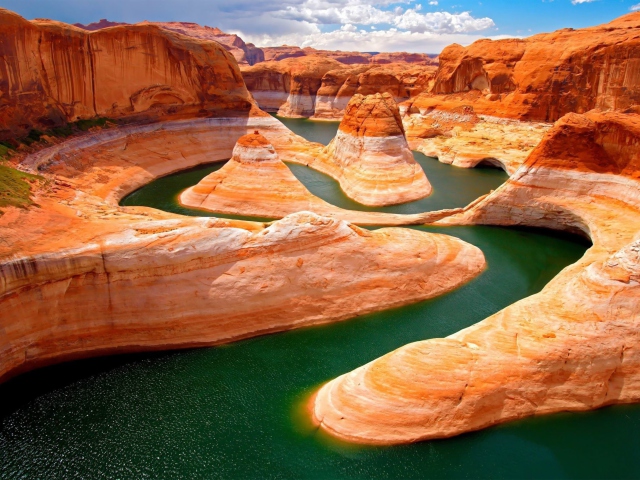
<box><xmin>73</xmin><ymin>19</ymin><xmax>439</xmax><ymax>67</ymax></box>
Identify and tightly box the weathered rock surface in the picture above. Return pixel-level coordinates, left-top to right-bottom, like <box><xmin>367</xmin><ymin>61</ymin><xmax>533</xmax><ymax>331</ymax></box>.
<box><xmin>150</xmin><ymin>22</ymin><xmax>265</xmax><ymax>66</ymax></box>
<box><xmin>313</xmin><ymin>64</ymin><xmax>437</xmax><ymax>120</ymax></box>
<box><xmin>411</xmin><ymin>13</ymin><xmax>640</xmax><ymax>123</ymax></box>
<box><xmin>402</xmin><ymin>106</ymin><xmax>551</xmax><ymax>174</ymax></box>
<box><xmin>241</xmin><ymin>56</ymin><xmax>343</xmax><ymax>116</ymax></box>
<box><xmin>371</xmin><ymin>52</ymin><xmax>438</xmax><ymax>65</ymax></box>
<box><xmin>311</xmin><ymin>93</ymin><xmax>431</xmax><ymax>206</ymax></box>
<box><xmin>181</xmin><ymin>132</ymin><xmax>453</xmax><ymax>225</ymax></box>
<box><xmin>313</xmin><ymin>110</ymin><xmax>640</xmax><ymax>444</ymax></box>
<box><xmin>0</xmin><ymin>113</ymin><xmax>483</xmax><ymax>383</ymax></box>
<box><xmin>0</xmin><ymin>9</ymin><xmax>255</xmax><ymax>140</ymax></box>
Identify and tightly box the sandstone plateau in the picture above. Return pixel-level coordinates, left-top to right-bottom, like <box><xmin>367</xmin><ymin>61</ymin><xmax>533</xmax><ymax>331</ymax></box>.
<box><xmin>180</xmin><ymin>132</ymin><xmax>450</xmax><ymax>225</ymax></box>
<box><xmin>309</xmin><ymin>93</ymin><xmax>432</xmax><ymax>206</ymax></box>
<box><xmin>313</xmin><ymin>110</ymin><xmax>640</xmax><ymax>444</ymax></box>
<box><xmin>0</xmin><ymin>9</ymin><xmax>255</xmax><ymax>140</ymax></box>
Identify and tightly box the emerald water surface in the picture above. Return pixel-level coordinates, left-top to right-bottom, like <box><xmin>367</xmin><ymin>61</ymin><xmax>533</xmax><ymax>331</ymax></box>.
<box><xmin>2</xmin><ymin>120</ymin><xmax>638</xmax><ymax>479</ymax></box>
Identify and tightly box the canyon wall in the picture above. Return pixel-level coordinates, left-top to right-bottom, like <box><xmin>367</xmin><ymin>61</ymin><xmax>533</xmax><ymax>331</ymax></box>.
<box><xmin>149</xmin><ymin>22</ymin><xmax>265</xmax><ymax>66</ymax></box>
<box><xmin>313</xmin><ymin>110</ymin><xmax>640</xmax><ymax>444</ymax></box>
<box><xmin>0</xmin><ymin>9</ymin><xmax>255</xmax><ymax>140</ymax></box>
<box><xmin>242</xmin><ymin>59</ymin><xmax>436</xmax><ymax>119</ymax></box>
<box><xmin>408</xmin><ymin>13</ymin><xmax>640</xmax><ymax>123</ymax></box>
<box><xmin>241</xmin><ymin>56</ymin><xmax>344</xmax><ymax>117</ymax></box>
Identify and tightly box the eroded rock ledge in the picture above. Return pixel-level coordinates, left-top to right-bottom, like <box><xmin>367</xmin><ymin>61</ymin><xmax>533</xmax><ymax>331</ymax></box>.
<box><xmin>180</xmin><ymin>132</ymin><xmax>447</xmax><ymax>225</ymax></box>
<box><xmin>0</xmin><ymin>116</ymin><xmax>485</xmax><ymax>383</ymax></box>
<box><xmin>312</xmin><ymin>110</ymin><xmax>640</xmax><ymax>444</ymax></box>
<box><xmin>310</xmin><ymin>93</ymin><xmax>432</xmax><ymax>206</ymax></box>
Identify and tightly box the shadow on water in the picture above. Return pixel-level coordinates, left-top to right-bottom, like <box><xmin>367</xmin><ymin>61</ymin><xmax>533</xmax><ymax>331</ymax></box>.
<box><xmin>2</xmin><ymin>119</ymin><xmax>638</xmax><ymax>480</ymax></box>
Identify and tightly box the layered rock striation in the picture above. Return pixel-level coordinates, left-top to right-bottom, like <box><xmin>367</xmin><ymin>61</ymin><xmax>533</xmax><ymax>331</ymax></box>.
<box><xmin>409</xmin><ymin>13</ymin><xmax>640</xmax><ymax>123</ymax></box>
<box><xmin>0</xmin><ymin>9</ymin><xmax>255</xmax><ymax>140</ymax></box>
<box><xmin>242</xmin><ymin>59</ymin><xmax>436</xmax><ymax>119</ymax></box>
<box><xmin>402</xmin><ymin>105</ymin><xmax>551</xmax><ymax>174</ymax></box>
<box><xmin>313</xmin><ymin>64</ymin><xmax>437</xmax><ymax>120</ymax></box>
<box><xmin>180</xmin><ymin>132</ymin><xmax>452</xmax><ymax>225</ymax></box>
<box><xmin>313</xmin><ymin>110</ymin><xmax>640</xmax><ymax>444</ymax></box>
<box><xmin>241</xmin><ymin>56</ymin><xmax>344</xmax><ymax>116</ymax></box>
<box><xmin>311</xmin><ymin>93</ymin><xmax>431</xmax><ymax>206</ymax></box>
<box><xmin>0</xmin><ymin>111</ymin><xmax>484</xmax><ymax>383</ymax></box>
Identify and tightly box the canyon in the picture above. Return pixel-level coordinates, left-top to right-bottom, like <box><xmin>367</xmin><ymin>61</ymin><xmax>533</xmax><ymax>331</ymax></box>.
<box><xmin>180</xmin><ymin>131</ymin><xmax>442</xmax><ymax>224</ymax></box>
<box><xmin>0</xmin><ymin>10</ymin><xmax>481</xmax><ymax>382</ymax></box>
<box><xmin>313</xmin><ymin>110</ymin><xmax>640</xmax><ymax>443</ymax></box>
<box><xmin>1</xmin><ymin>4</ymin><xmax>640</xmax><ymax>468</ymax></box>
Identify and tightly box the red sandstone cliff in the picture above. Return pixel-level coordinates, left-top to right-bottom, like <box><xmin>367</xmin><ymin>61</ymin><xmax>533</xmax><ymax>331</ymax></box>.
<box><xmin>149</xmin><ymin>22</ymin><xmax>265</xmax><ymax>66</ymax></box>
<box><xmin>409</xmin><ymin>13</ymin><xmax>640</xmax><ymax>122</ymax></box>
<box><xmin>241</xmin><ymin>56</ymin><xmax>344</xmax><ymax>116</ymax></box>
<box><xmin>0</xmin><ymin>9</ymin><xmax>256</xmax><ymax>139</ymax></box>
<box><xmin>242</xmin><ymin>57</ymin><xmax>436</xmax><ymax>118</ymax></box>
<box><xmin>314</xmin><ymin>63</ymin><xmax>436</xmax><ymax>118</ymax></box>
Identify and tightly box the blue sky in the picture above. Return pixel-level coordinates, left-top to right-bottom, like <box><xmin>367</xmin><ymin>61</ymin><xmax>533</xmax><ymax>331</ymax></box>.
<box><xmin>2</xmin><ymin>0</ymin><xmax>639</xmax><ymax>52</ymax></box>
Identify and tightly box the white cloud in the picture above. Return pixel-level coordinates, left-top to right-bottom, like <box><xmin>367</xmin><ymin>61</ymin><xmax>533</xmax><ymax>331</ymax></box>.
<box><xmin>240</xmin><ymin>26</ymin><xmax>516</xmax><ymax>54</ymax></box>
<box><xmin>571</xmin><ymin>0</ymin><xmax>595</xmax><ymax>4</ymax></box>
<box><xmin>275</xmin><ymin>1</ymin><xmax>494</xmax><ymax>34</ymax></box>
<box><xmin>631</xmin><ymin>3</ymin><xmax>640</xmax><ymax>11</ymax></box>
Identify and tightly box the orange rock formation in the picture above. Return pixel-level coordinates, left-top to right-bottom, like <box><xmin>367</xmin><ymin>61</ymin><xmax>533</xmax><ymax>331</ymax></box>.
<box><xmin>313</xmin><ymin>110</ymin><xmax>640</xmax><ymax>444</ymax></box>
<box><xmin>150</xmin><ymin>22</ymin><xmax>265</xmax><ymax>66</ymax></box>
<box><xmin>0</xmin><ymin>117</ymin><xmax>484</xmax><ymax>383</ymax></box>
<box><xmin>0</xmin><ymin>9</ymin><xmax>255</xmax><ymax>140</ymax></box>
<box><xmin>310</xmin><ymin>93</ymin><xmax>431</xmax><ymax>206</ymax></box>
<box><xmin>393</xmin><ymin>14</ymin><xmax>640</xmax><ymax>174</ymax></box>
<box><xmin>408</xmin><ymin>13</ymin><xmax>640</xmax><ymax>123</ymax></box>
<box><xmin>180</xmin><ymin>133</ymin><xmax>454</xmax><ymax>225</ymax></box>
<box><xmin>241</xmin><ymin>56</ymin><xmax>344</xmax><ymax>116</ymax></box>
<box><xmin>313</xmin><ymin>64</ymin><xmax>437</xmax><ymax>120</ymax></box>
<box><xmin>242</xmin><ymin>59</ymin><xmax>436</xmax><ymax>119</ymax></box>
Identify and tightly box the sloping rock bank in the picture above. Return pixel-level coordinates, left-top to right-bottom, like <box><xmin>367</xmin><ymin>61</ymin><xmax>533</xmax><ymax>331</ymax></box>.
<box><xmin>0</xmin><ymin>115</ymin><xmax>484</xmax><ymax>383</ymax></box>
<box><xmin>313</xmin><ymin>110</ymin><xmax>640</xmax><ymax>444</ymax></box>
<box><xmin>180</xmin><ymin>132</ymin><xmax>447</xmax><ymax>225</ymax></box>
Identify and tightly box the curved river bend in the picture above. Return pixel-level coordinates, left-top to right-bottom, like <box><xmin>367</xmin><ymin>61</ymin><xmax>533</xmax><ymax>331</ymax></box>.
<box><xmin>2</xmin><ymin>118</ymin><xmax>639</xmax><ymax>479</ymax></box>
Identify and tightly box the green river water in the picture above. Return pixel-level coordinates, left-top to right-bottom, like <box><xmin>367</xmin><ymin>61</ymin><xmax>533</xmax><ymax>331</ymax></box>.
<box><xmin>1</xmin><ymin>117</ymin><xmax>638</xmax><ymax>479</ymax></box>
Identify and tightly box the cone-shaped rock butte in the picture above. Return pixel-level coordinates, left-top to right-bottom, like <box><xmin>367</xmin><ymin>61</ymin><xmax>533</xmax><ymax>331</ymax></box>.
<box><xmin>2</xmin><ymin>120</ymin><xmax>639</xmax><ymax>479</ymax></box>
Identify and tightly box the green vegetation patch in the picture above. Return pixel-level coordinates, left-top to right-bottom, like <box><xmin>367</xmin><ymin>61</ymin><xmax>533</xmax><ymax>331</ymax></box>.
<box><xmin>74</xmin><ymin>117</ymin><xmax>110</xmax><ymax>132</ymax></box>
<box><xmin>0</xmin><ymin>143</ymin><xmax>11</xmax><ymax>159</ymax></box>
<box><xmin>0</xmin><ymin>165</ymin><xmax>44</xmax><ymax>214</ymax></box>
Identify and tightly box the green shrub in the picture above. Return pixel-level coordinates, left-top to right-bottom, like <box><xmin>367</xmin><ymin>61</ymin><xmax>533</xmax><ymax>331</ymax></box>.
<box><xmin>0</xmin><ymin>165</ymin><xmax>43</xmax><ymax>214</ymax></box>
